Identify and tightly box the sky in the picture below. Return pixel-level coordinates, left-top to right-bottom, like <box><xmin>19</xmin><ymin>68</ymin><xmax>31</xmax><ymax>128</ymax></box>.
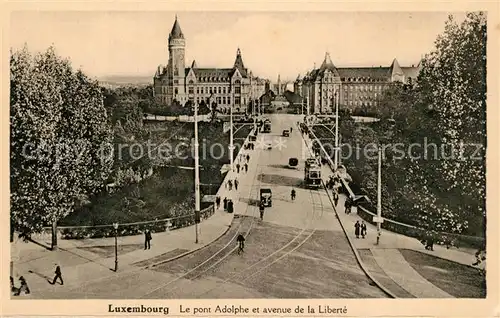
<box><xmin>10</xmin><ymin>11</ymin><xmax>466</xmax><ymax>83</ymax></box>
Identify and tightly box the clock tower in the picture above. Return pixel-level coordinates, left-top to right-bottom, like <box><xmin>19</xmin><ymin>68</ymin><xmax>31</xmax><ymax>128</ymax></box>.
<box><xmin>167</xmin><ymin>15</ymin><xmax>186</xmax><ymax>104</ymax></box>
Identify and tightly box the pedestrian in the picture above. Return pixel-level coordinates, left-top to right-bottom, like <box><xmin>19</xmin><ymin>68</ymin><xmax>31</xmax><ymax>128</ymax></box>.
<box><xmin>354</xmin><ymin>221</ymin><xmax>361</xmax><ymax>239</ymax></box>
<box><xmin>144</xmin><ymin>229</ymin><xmax>152</xmax><ymax>250</ymax></box>
<box><xmin>10</xmin><ymin>276</ymin><xmax>15</xmax><ymax>293</ymax></box>
<box><xmin>246</xmin><ymin>154</ymin><xmax>250</xmax><ymax>162</ymax></box>
<box><xmin>236</xmin><ymin>163</ymin><xmax>241</xmax><ymax>173</ymax></box>
<box><xmin>361</xmin><ymin>221</ymin><xmax>367</xmax><ymax>238</ymax></box>
<box><xmin>223</xmin><ymin>197</ymin><xmax>228</xmax><ymax>210</ymax></box>
<box><xmin>227</xmin><ymin>200</ymin><xmax>234</xmax><ymax>213</ymax></box>
<box><xmin>237</xmin><ymin>234</ymin><xmax>245</xmax><ymax>254</ymax></box>
<box><xmin>234</xmin><ymin>179</ymin><xmax>239</xmax><ymax>191</ymax></box>
<box><xmin>14</xmin><ymin>276</ymin><xmax>30</xmax><ymax>295</ymax></box>
<box><xmin>216</xmin><ymin>196</ymin><xmax>221</xmax><ymax>209</ymax></box>
<box><xmin>259</xmin><ymin>201</ymin><xmax>265</xmax><ymax>220</ymax></box>
<box><xmin>51</xmin><ymin>264</ymin><xmax>64</xmax><ymax>285</ymax></box>
<box><xmin>228</xmin><ymin>180</ymin><xmax>232</xmax><ymax>191</ymax></box>
<box><xmin>244</xmin><ymin>163</ymin><xmax>248</xmax><ymax>172</ymax></box>
<box><xmin>332</xmin><ymin>189</ymin><xmax>339</xmax><ymax>207</ymax></box>
<box><xmin>344</xmin><ymin>197</ymin><xmax>351</xmax><ymax>214</ymax></box>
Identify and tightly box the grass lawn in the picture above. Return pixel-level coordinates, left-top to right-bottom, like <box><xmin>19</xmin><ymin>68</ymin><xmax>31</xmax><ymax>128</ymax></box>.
<box><xmin>399</xmin><ymin>249</ymin><xmax>486</xmax><ymax>298</ymax></box>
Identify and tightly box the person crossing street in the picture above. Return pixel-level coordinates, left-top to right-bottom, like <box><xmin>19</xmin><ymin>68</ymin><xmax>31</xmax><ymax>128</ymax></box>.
<box><xmin>237</xmin><ymin>234</ymin><xmax>245</xmax><ymax>254</ymax></box>
<box><xmin>291</xmin><ymin>188</ymin><xmax>296</xmax><ymax>201</ymax></box>
<box><xmin>259</xmin><ymin>201</ymin><xmax>265</xmax><ymax>220</ymax></box>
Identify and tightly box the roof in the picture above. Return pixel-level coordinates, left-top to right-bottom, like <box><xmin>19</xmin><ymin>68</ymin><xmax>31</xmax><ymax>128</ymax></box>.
<box><xmin>169</xmin><ymin>16</ymin><xmax>184</xmax><ymax>40</ymax></box>
<box><xmin>233</xmin><ymin>48</ymin><xmax>247</xmax><ymax>77</ymax></box>
<box><xmin>401</xmin><ymin>66</ymin><xmax>420</xmax><ymax>79</ymax></box>
<box><xmin>337</xmin><ymin>67</ymin><xmax>391</xmax><ymax>80</ymax></box>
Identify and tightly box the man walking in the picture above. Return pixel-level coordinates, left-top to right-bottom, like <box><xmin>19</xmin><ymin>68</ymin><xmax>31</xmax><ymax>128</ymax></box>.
<box><xmin>244</xmin><ymin>163</ymin><xmax>248</xmax><ymax>173</ymax></box>
<box><xmin>259</xmin><ymin>201</ymin><xmax>265</xmax><ymax>220</ymax></box>
<box><xmin>361</xmin><ymin>221</ymin><xmax>367</xmax><ymax>239</ymax></box>
<box><xmin>332</xmin><ymin>189</ymin><xmax>339</xmax><ymax>207</ymax></box>
<box><xmin>345</xmin><ymin>197</ymin><xmax>351</xmax><ymax>214</ymax></box>
<box><xmin>223</xmin><ymin>197</ymin><xmax>228</xmax><ymax>211</ymax></box>
<box><xmin>144</xmin><ymin>229</ymin><xmax>152</xmax><ymax>250</ymax></box>
<box><xmin>216</xmin><ymin>196</ymin><xmax>221</xmax><ymax>209</ymax></box>
<box><xmin>51</xmin><ymin>264</ymin><xmax>64</xmax><ymax>285</ymax></box>
<box><xmin>14</xmin><ymin>276</ymin><xmax>30</xmax><ymax>295</ymax></box>
<box><xmin>234</xmin><ymin>179</ymin><xmax>239</xmax><ymax>191</ymax></box>
<box><xmin>354</xmin><ymin>221</ymin><xmax>361</xmax><ymax>239</ymax></box>
<box><xmin>237</xmin><ymin>234</ymin><xmax>245</xmax><ymax>254</ymax></box>
<box><xmin>236</xmin><ymin>163</ymin><xmax>241</xmax><ymax>173</ymax></box>
<box><xmin>246</xmin><ymin>154</ymin><xmax>250</xmax><ymax>162</ymax></box>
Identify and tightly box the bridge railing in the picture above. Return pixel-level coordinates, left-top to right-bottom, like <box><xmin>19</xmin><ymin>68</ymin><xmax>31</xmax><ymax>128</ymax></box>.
<box><xmin>306</xmin><ymin>124</ymin><xmax>485</xmax><ymax>249</ymax></box>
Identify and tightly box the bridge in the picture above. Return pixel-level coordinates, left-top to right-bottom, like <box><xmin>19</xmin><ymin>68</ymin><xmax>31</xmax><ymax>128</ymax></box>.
<box><xmin>11</xmin><ymin>114</ymin><xmax>483</xmax><ymax>300</ymax></box>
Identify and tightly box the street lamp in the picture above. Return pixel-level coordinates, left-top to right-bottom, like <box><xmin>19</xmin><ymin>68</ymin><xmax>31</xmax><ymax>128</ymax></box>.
<box><xmin>194</xmin><ymin>102</ymin><xmax>201</xmax><ymax>244</ymax></box>
<box><xmin>375</xmin><ymin>146</ymin><xmax>383</xmax><ymax>245</ymax></box>
<box><xmin>113</xmin><ymin>222</ymin><xmax>118</xmax><ymax>271</ymax></box>
<box><xmin>334</xmin><ymin>91</ymin><xmax>339</xmax><ymax>171</ymax></box>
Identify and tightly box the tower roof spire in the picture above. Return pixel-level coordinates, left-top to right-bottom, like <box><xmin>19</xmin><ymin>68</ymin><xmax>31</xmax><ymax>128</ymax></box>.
<box><xmin>169</xmin><ymin>15</ymin><xmax>184</xmax><ymax>40</ymax></box>
<box><xmin>233</xmin><ymin>47</ymin><xmax>246</xmax><ymax>76</ymax></box>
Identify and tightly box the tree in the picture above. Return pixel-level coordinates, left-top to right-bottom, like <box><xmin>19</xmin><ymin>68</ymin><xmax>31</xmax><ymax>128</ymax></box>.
<box><xmin>408</xmin><ymin>12</ymin><xmax>486</xmax><ymax>235</ymax></box>
<box><xmin>10</xmin><ymin>46</ymin><xmax>114</xmax><ymax>248</ymax></box>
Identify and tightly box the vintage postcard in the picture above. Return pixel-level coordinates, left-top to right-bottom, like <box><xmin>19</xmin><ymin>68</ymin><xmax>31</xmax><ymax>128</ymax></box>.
<box><xmin>2</xmin><ymin>0</ymin><xmax>498</xmax><ymax>317</ymax></box>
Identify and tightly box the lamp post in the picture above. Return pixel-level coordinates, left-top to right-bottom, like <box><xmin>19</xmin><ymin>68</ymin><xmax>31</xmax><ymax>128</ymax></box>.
<box><xmin>376</xmin><ymin>146</ymin><xmax>382</xmax><ymax>245</ymax></box>
<box><xmin>113</xmin><ymin>222</ymin><xmax>118</xmax><ymax>271</ymax></box>
<box><xmin>229</xmin><ymin>92</ymin><xmax>234</xmax><ymax>173</ymax></box>
<box><xmin>334</xmin><ymin>91</ymin><xmax>339</xmax><ymax>171</ymax></box>
<box><xmin>194</xmin><ymin>102</ymin><xmax>201</xmax><ymax>244</ymax></box>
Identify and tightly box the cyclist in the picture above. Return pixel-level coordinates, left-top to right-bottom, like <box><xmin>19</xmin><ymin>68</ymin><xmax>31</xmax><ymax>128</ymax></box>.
<box><xmin>237</xmin><ymin>234</ymin><xmax>245</xmax><ymax>254</ymax></box>
<box><xmin>291</xmin><ymin>189</ymin><xmax>296</xmax><ymax>201</ymax></box>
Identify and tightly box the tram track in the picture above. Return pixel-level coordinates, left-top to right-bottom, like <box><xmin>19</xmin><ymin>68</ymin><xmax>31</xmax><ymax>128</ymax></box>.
<box><xmin>191</xmin><ymin>184</ymin><xmax>325</xmax><ymax>298</ymax></box>
<box><xmin>139</xmin><ymin>165</ymin><xmax>264</xmax><ymax>298</ymax></box>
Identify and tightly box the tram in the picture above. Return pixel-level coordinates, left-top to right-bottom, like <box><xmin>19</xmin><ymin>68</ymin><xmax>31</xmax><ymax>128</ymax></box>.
<box><xmin>304</xmin><ymin>158</ymin><xmax>322</xmax><ymax>189</ymax></box>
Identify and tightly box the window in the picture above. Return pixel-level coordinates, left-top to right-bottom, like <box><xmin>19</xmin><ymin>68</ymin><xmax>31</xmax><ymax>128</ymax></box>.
<box><xmin>223</xmin><ymin>96</ymin><xmax>226</xmax><ymax>104</ymax></box>
<box><xmin>196</xmin><ymin>87</ymin><xmax>199</xmax><ymax>94</ymax></box>
<box><xmin>174</xmin><ymin>80</ymin><xmax>178</xmax><ymax>84</ymax></box>
<box><xmin>235</xmin><ymin>97</ymin><xmax>241</xmax><ymax>105</ymax></box>
<box><xmin>235</xmin><ymin>80</ymin><xmax>241</xmax><ymax>84</ymax></box>
<box><xmin>235</xmin><ymin>86</ymin><xmax>241</xmax><ymax>94</ymax></box>
<box><xmin>217</xmin><ymin>97</ymin><xmax>221</xmax><ymax>104</ymax></box>
<box><xmin>175</xmin><ymin>88</ymin><xmax>178</xmax><ymax>94</ymax></box>
<box><xmin>188</xmin><ymin>87</ymin><xmax>194</xmax><ymax>94</ymax></box>
<box><xmin>228</xmin><ymin>97</ymin><xmax>231</xmax><ymax>105</ymax></box>
<box><xmin>218</xmin><ymin>87</ymin><xmax>221</xmax><ymax>94</ymax></box>
<box><xmin>223</xmin><ymin>87</ymin><xmax>226</xmax><ymax>94</ymax></box>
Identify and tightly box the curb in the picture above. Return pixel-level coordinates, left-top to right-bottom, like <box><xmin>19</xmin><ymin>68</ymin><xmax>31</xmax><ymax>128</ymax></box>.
<box><xmin>147</xmin><ymin>220</ymin><xmax>233</xmax><ymax>268</ymax></box>
<box><xmin>148</xmin><ymin>127</ymin><xmax>257</xmax><ymax>268</ymax></box>
<box><xmin>300</xmin><ymin>123</ymin><xmax>396</xmax><ymax>299</ymax></box>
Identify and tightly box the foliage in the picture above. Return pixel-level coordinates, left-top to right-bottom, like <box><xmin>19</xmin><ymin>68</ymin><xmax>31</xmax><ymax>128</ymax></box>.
<box><xmin>328</xmin><ymin>12</ymin><xmax>486</xmax><ymax>239</ymax></box>
<box><xmin>10</xmin><ymin>46</ymin><xmax>114</xmax><ymax>236</ymax></box>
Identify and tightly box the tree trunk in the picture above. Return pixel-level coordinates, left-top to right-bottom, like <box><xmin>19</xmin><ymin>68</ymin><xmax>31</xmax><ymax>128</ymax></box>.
<box><xmin>51</xmin><ymin>220</ymin><xmax>58</xmax><ymax>250</ymax></box>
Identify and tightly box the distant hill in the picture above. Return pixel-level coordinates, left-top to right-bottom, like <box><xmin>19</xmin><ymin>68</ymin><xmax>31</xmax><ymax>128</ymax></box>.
<box><xmin>98</xmin><ymin>75</ymin><xmax>152</xmax><ymax>88</ymax></box>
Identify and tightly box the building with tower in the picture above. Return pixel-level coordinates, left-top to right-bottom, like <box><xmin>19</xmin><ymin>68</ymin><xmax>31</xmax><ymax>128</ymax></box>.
<box><xmin>294</xmin><ymin>52</ymin><xmax>421</xmax><ymax>114</ymax></box>
<box><xmin>153</xmin><ymin>16</ymin><xmax>267</xmax><ymax>113</ymax></box>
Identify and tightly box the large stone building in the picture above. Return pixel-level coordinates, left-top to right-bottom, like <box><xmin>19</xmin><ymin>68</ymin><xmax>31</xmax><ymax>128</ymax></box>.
<box><xmin>294</xmin><ymin>52</ymin><xmax>421</xmax><ymax>114</ymax></box>
<box><xmin>153</xmin><ymin>17</ymin><xmax>267</xmax><ymax>113</ymax></box>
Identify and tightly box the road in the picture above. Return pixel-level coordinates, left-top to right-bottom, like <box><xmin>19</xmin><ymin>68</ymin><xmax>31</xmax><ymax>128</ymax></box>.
<box><xmin>44</xmin><ymin>114</ymin><xmax>388</xmax><ymax>299</ymax></box>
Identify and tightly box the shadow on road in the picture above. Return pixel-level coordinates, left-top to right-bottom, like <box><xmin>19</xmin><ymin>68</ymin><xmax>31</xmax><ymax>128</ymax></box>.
<box><xmin>239</xmin><ymin>197</ymin><xmax>261</xmax><ymax>206</ymax></box>
<box><xmin>28</xmin><ymin>238</ymin><xmax>52</xmax><ymax>251</ymax></box>
<box><xmin>267</xmin><ymin>164</ymin><xmax>293</xmax><ymax>170</ymax></box>
<box><xmin>258</xmin><ymin>174</ymin><xmax>305</xmax><ymax>188</ymax></box>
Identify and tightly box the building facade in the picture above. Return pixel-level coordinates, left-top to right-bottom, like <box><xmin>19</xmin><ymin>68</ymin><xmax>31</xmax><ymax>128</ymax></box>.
<box><xmin>153</xmin><ymin>17</ymin><xmax>267</xmax><ymax>113</ymax></box>
<box><xmin>294</xmin><ymin>52</ymin><xmax>421</xmax><ymax>114</ymax></box>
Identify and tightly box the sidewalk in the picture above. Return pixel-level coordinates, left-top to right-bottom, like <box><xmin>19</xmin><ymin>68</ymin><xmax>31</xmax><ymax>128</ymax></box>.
<box><xmin>10</xmin><ymin>129</ymin><xmax>261</xmax><ymax>298</ymax></box>
<box><xmin>317</xmin><ymin>163</ymin><xmax>478</xmax><ymax>298</ymax></box>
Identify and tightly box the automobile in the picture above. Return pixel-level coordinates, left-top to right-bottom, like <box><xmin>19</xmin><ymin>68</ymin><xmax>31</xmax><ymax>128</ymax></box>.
<box><xmin>282</xmin><ymin>130</ymin><xmax>290</xmax><ymax>137</ymax></box>
<box><xmin>260</xmin><ymin>188</ymin><xmax>272</xmax><ymax>207</ymax></box>
<box><xmin>249</xmin><ymin>135</ymin><xmax>257</xmax><ymax>142</ymax></box>
<box><xmin>288</xmin><ymin>157</ymin><xmax>298</xmax><ymax>168</ymax></box>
